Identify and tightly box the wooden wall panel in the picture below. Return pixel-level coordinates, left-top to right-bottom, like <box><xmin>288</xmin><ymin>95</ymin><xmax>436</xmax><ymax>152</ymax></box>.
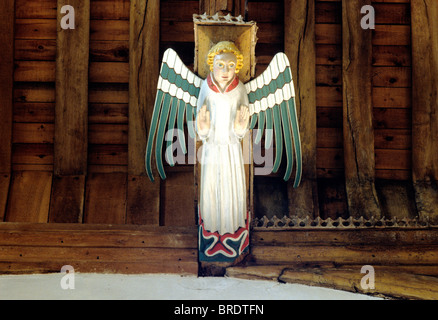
<box><xmin>248</xmin><ymin>0</ymin><xmax>283</xmax><ymax>77</ymax></box>
<box><xmin>5</xmin><ymin>171</ymin><xmax>52</xmax><ymax>223</ymax></box>
<box><xmin>12</xmin><ymin>2</ymin><xmax>60</xmax><ymax>169</ymax></box>
<box><xmin>315</xmin><ymin>0</ymin><xmax>345</xmax><ymax>219</ymax></box>
<box><xmin>49</xmin><ymin>175</ymin><xmax>85</xmax><ymax>223</ymax></box>
<box><xmin>84</xmin><ymin>0</ymin><xmax>129</xmax><ymax>175</ymax></box>
<box><xmin>160</xmin><ymin>169</ymin><xmax>196</xmax><ymax>226</ymax></box>
<box><xmin>316</xmin><ymin>0</ymin><xmax>413</xmax><ymax>182</ymax></box>
<box><xmin>84</xmin><ymin>173</ymin><xmax>127</xmax><ymax>224</ymax></box>
<box><xmin>315</xmin><ymin>0</ymin><xmax>343</xmax><ymax>186</ymax></box>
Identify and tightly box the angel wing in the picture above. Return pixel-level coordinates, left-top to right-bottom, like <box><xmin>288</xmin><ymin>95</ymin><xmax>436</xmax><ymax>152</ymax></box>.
<box><xmin>245</xmin><ymin>53</ymin><xmax>302</xmax><ymax>187</ymax></box>
<box><xmin>145</xmin><ymin>48</ymin><xmax>202</xmax><ymax>181</ymax></box>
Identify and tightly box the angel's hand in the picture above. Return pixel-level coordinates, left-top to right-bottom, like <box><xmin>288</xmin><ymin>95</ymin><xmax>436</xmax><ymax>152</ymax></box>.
<box><xmin>197</xmin><ymin>105</ymin><xmax>211</xmax><ymax>134</ymax></box>
<box><xmin>234</xmin><ymin>105</ymin><xmax>250</xmax><ymax>134</ymax></box>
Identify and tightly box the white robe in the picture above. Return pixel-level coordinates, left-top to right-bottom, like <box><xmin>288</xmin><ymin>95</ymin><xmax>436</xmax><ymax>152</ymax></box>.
<box><xmin>196</xmin><ymin>75</ymin><xmax>249</xmax><ymax>235</ymax></box>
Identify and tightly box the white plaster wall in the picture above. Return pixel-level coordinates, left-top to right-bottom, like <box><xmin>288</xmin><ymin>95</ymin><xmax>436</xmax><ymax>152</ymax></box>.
<box><xmin>0</xmin><ymin>273</ymin><xmax>382</xmax><ymax>300</ymax></box>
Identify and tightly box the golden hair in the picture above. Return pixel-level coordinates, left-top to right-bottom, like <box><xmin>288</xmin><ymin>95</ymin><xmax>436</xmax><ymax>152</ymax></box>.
<box><xmin>207</xmin><ymin>41</ymin><xmax>244</xmax><ymax>74</ymax></box>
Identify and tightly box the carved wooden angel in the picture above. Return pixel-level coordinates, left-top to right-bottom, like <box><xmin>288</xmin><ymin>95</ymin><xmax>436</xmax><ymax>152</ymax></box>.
<box><xmin>146</xmin><ymin>41</ymin><xmax>302</xmax><ymax>262</ymax></box>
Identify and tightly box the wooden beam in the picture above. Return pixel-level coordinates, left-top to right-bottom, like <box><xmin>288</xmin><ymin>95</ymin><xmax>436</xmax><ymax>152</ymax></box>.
<box><xmin>0</xmin><ymin>223</ymin><xmax>198</xmax><ymax>248</ymax></box>
<box><xmin>284</xmin><ymin>0</ymin><xmax>319</xmax><ymax>218</ymax></box>
<box><xmin>0</xmin><ymin>224</ymin><xmax>198</xmax><ymax>275</ymax></box>
<box><xmin>411</xmin><ymin>0</ymin><xmax>438</xmax><ymax>225</ymax></box>
<box><xmin>252</xmin><ymin>229</ymin><xmax>438</xmax><ymax>247</ymax></box>
<box><xmin>342</xmin><ymin>0</ymin><xmax>381</xmax><ymax>219</ymax></box>
<box><xmin>280</xmin><ymin>267</ymin><xmax>438</xmax><ymax>300</ymax></box>
<box><xmin>227</xmin><ymin>265</ymin><xmax>438</xmax><ymax>300</ymax></box>
<box><xmin>127</xmin><ymin>0</ymin><xmax>160</xmax><ymax>225</ymax></box>
<box><xmin>55</xmin><ymin>0</ymin><xmax>90</xmax><ymax>176</ymax></box>
<box><xmin>0</xmin><ymin>0</ymin><xmax>14</xmax><ymax>175</ymax></box>
<box><xmin>251</xmin><ymin>242</ymin><xmax>438</xmax><ymax>266</ymax></box>
<box><xmin>51</xmin><ymin>0</ymin><xmax>90</xmax><ymax>223</ymax></box>
<box><xmin>0</xmin><ymin>0</ymin><xmax>14</xmax><ymax>220</ymax></box>
<box><xmin>0</xmin><ymin>223</ymin><xmax>197</xmax><ymax>274</ymax></box>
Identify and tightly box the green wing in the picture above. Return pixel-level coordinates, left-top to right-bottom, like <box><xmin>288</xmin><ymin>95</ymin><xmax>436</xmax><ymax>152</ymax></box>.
<box><xmin>146</xmin><ymin>48</ymin><xmax>202</xmax><ymax>181</ymax></box>
<box><xmin>245</xmin><ymin>53</ymin><xmax>302</xmax><ymax>187</ymax></box>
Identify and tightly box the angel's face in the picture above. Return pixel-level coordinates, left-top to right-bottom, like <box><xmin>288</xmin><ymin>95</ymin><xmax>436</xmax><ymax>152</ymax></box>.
<box><xmin>212</xmin><ymin>52</ymin><xmax>237</xmax><ymax>89</ymax></box>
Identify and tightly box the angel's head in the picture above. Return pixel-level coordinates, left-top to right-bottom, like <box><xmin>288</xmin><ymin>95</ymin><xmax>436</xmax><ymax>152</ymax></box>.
<box><xmin>207</xmin><ymin>41</ymin><xmax>244</xmax><ymax>89</ymax></box>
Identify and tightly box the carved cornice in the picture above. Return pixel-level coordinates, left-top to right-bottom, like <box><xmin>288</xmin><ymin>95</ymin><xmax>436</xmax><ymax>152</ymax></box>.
<box><xmin>252</xmin><ymin>215</ymin><xmax>438</xmax><ymax>229</ymax></box>
<box><xmin>193</xmin><ymin>13</ymin><xmax>255</xmax><ymax>25</ymax></box>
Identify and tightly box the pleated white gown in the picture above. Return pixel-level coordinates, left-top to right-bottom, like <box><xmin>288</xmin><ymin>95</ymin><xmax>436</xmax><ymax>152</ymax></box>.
<box><xmin>196</xmin><ymin>74</ymin><xmax>248</xmax><ymax>235</ymax></box>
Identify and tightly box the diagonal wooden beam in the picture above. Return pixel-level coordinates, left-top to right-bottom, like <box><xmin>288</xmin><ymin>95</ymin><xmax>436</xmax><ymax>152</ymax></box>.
<box><xmin>49</xmin><ymin>0</ymin><xmax>90</xmax><ymax>223</ymax></box>
<box><xmin>411</xmin><ymin>0</ymin><xmax>438</xmax><ymax>225</ymax></box>
<box><xmin>127</xmin><ymin>0</ymin><xmax>160</xmax><ymax>225</ymax></box>
<box><xmin>285</xmin><ymin>0</ymin><xmax>319</xmax><ymax>218</ymax></box>
<box><xmin>342</xmin><ymin>0</ymin><xmax>381</xmax><ymax>219</ymax></box>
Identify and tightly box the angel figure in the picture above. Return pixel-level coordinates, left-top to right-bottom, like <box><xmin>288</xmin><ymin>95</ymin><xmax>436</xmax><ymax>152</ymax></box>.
<box><xmin>146</xmin><ymin>41</ymin><xmax>302</xmax><ymax>263</ymax></box>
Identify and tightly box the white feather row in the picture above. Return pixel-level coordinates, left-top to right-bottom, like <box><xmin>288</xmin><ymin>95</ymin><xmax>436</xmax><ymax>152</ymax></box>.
<box><xmin>248</xmin><ymin>82</ymin><xmax>295</xmax><ymax>115</ymax></box>
<box><xmin>157</xmin><ymin>77</ymin><xmax>198</xmax><ymax>108</ymax></box>
<box><xmin>162</xmin><ymin>49</ymin><xmax>202</xmax><ymax>88</ymax></box>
